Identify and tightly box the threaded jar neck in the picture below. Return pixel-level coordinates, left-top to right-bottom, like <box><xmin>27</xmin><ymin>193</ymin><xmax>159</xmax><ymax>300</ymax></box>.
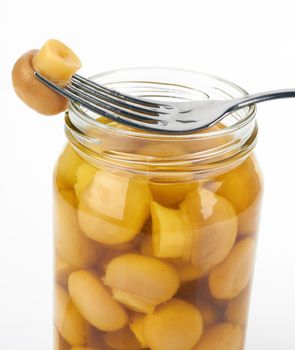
<box><xmin>65</xmin><ymin>68</ymin><xmax>257</xmax><ymax>177</ymax></box>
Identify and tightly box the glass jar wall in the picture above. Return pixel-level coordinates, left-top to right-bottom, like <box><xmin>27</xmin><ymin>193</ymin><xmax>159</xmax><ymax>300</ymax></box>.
<box><xmin>53</xmin><ymin>68</ymin><xmax>263</xmax><ymax>350</ymax></box>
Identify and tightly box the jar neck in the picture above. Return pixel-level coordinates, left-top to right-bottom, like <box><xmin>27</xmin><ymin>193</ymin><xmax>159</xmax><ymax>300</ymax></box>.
<box><xmin>64</xmin><ymin>68</ymin><xmax>258</xmax><ymax>177</ymax></box>
<box><xmin>65</xmin><ymin>107</ymin><xmax>258</xmax><ymax>178</ymax></box>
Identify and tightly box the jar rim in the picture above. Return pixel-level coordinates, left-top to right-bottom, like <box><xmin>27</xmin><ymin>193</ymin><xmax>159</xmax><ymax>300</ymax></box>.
<box><xmin>68</xmin><ymin>67</ymin><xmax>257</xmax><ymax>141</ymax></box>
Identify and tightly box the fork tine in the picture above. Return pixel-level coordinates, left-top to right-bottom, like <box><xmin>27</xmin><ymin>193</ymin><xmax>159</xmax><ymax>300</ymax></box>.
<box><xmin>66</xmin><ymin>84</ymin><xmax>171</xmax><ymax>122</ymax></box>
<box><xmin>34</xmin><ymin>72</ymin><xmax>88</xmax><ymax>104</ymax></box>
<box><xmin>72</xmin><ymin>74</ymin><xmax>165</xmax><ymax>109</ymax></box>
<box><xmin>70</xmin><ymin>79</ymin><xmax>162</xmax><ymax>116</ymax></box>
<box><xmin>72</xmin><ymin>94</ymin><xmax>169</xmax><ymax>130</ymax></box>
<box><xmin>34</xmin><ymin>72</ymin><xmax>170</xmax><ymax>125</ymax></box>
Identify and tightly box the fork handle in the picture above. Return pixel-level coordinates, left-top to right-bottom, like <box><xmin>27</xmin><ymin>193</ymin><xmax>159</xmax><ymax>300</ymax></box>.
<box><xmin>231</xmin><ymin>89</ymin><xmax>295</xmax><ymax>111</ymax></box>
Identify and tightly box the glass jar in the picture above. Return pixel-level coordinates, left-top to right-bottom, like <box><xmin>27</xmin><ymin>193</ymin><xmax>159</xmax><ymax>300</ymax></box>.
<box><xmin>53</xmin><ymin>68</ymin><xmax>263</xmax><ymax>350</ymax></box>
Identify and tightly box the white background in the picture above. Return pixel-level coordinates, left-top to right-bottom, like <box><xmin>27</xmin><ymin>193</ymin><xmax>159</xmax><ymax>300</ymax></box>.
<box><xmin>1</xmin><ymin>1</ymin><xmax>295</xmax><ymax>349</ymax></box>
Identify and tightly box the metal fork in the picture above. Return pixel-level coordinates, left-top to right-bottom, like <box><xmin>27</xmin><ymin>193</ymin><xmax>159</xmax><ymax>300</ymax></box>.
<box><xmin>35</xmin><ymin>72</ymin><xmax>295</xmax><ymax>134</ymax></box>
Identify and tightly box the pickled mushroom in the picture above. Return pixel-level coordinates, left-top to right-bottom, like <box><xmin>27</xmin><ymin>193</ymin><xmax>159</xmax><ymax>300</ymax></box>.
<box><xmin>74</xmin><ymin>163</ymin><xmax>98</xmax><ymax>198</ymax></box>
<box><xmin>209</xmin><ymin>238</ymin><xmax>255</xmax><ymax>300</ymax></box>
<box><xmin>129</xmin><ymin>313</ymin><xmax>147</xmax><ymax>348</ymax></box>
<box><xmin>151</xmin><ymin>201</ymin><xmax>193</xmax><ymax>259</ymax></box>
<box><xmin>12</xmin><ymin>39</ymin><xmax>81</xmax><ymax>115</ymax></box>
<box><xmin>78</xmin><ymin>172</ymin><xmax>151</xmax><ymax>245</ymax></box>
<box><xmin>54</xmin><ymin>188</ymin><xmax>99</xmax><ymax>267</ymax></box>
<box><xmin>215</xmin><ymin>156</ymin><xmax>263</xmax><ymax>236</ymax></box>
<box><xmin>143</xmin><ymin>299</ymin><xmax>203</xmax><ymax>350</ymax></box>
<box><xmin>55</xmin><ymin>284</ymin><xmax>87</xmax><ymax>346</ymax></box>
<box><xmin>103</xmin><ymin>254</ymin><xmax>180</xmax><ymax>314</ymax></box>
<box><xmin>181</xmin><ymin>188</ymin><xmax>238</xmax><ymax>273</ymax></box>
<box><xmin>68</xmin><ymin>270</ymin><xmax>128</xmax><ymax>332</ymax></box>
<box><xmin>56</xmin><ymin>145</ymin><xmax>84</xmax><ymax>188</ymax></box>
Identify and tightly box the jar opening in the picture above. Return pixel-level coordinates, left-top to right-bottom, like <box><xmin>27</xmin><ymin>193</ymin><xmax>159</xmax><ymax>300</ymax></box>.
<box><xmin>66</xmin><ymin>68</ymin><xmax>257</xmax><ymax>175</ymax></box>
